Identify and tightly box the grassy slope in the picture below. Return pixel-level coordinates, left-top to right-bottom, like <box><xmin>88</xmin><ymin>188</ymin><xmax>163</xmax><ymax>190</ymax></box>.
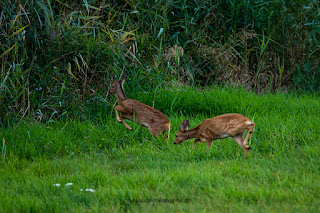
<box><xmin>1</xmin><ymin>87</ymin><xmax>320</xmax><ymax>212</ymax></box>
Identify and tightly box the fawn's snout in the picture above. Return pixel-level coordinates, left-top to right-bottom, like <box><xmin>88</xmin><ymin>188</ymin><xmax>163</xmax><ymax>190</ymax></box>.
<box><xmin>174</xmin><ymin>133</ymin><xmax>184</xmax><ymax>145</ymax></box>
<box><xmin>174</xmin><ymin>139</ymin><xmax>178</xmax><ymax>145</ymax></box>
<box><xmin>174</xmin><ymin>120</ymin><xmax>189</xmax><ymax>145</ymax></box>
<box><xmin>174</xmin><ymin>141</ymin><xmax>181</xmax><ymax>145</ymax></box>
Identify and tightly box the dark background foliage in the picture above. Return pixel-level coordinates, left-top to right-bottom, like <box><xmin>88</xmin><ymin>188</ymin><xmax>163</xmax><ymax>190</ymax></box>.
<box><xmin>0</xmin><ymin>0</ymin><xmax>319</xmax><ymax>124</ymax></box>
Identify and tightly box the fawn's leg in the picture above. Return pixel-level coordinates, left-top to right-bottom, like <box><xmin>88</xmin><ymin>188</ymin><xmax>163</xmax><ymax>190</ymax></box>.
<box><xmin>206</xmin><ymin>140</ymin><xmax>213</xmax><ymax>153</ymax></box>
<box><xmin>148</xmin><ymin>125</ymin><xmax>164</xmax><ymax>138</ymax></box>
<box><xmin>243</xmin><ymin>123</ymin><xmax>255</xmax><ymax>148</ymax></box>
<box><xmin>114</xmin><ymin>106</ymin><xmax>133</xmax><ymax>130</ymax></box>
<box><xmin>120</xmin><ymin>119</ymin><xmax>133</xmax><ymax>131</ymax></box>
<box><xmin>157</xmin><ymin>126</ymin><xmax>170</xmax><ymax>143</ymax></box>
<box><xmin>233</xmin><ymin>134</ymin><xmax>250</xmax><ymax>156</ymax></box>
<box><xmin>114</xmin><ymin>105</ymin><xmax>125</xmax><ymax>122</ymax></box>
<box><xmin>193</xmin><ymin>139</ymin><xmax>200</xmax><ymax>149</ymax></box>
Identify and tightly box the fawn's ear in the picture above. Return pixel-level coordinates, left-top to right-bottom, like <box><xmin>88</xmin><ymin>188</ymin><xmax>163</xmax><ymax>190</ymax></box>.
<box><xmin>180</xmin><ymin>120</ymin><xmax>190</xmax><ymax>132</ymax></box>
<box><xmin>120</xmin><ymin>71</ymin><xmax>126</xmax><ymax>82</ymax></box>
<box><xmin>120</xmin><ymin>71</ymin><xmax>126</xmax><ymax>88</ymax></box>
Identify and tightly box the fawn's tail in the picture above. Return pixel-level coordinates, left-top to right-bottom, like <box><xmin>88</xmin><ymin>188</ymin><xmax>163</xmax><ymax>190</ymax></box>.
<box><xmin>166</xmin><ymin>122</ymin><xmax>171</xmax><ymax>144</ymax></box>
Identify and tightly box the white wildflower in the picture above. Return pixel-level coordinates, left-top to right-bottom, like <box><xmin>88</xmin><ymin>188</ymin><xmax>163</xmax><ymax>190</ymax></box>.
<box><xmin>85</xmin><ymin>189</ymin><xmax>96</xmax><ymax>192</ymax></box>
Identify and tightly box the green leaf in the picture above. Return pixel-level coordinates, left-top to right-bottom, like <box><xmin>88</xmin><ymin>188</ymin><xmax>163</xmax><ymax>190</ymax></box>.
<box><xmin>0</xmin><ymin>43</ymin><xmax>17</xmax><ymax>59</ymax></box>
<box><xmin>156</xmin><ymin>28</ymin><xmax>164</xmax><ymax>40</ymax></box>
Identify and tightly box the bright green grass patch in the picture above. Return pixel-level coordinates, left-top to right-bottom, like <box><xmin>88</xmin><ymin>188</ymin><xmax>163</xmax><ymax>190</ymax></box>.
<box><xmin>1</xmin><ymin>87</ymin><xmax>319</xmax><ymax>212</ymax></box>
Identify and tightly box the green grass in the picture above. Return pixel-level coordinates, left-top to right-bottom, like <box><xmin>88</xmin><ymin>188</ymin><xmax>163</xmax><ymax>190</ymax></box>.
<box><xmin>1</xmin><ymin>87</ymin><xmax>320</xmax><ymax>212</ymax></box>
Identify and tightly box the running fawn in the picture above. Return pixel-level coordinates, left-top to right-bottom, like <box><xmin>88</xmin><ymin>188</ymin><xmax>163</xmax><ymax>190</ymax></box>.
<box><xmin>110</xmin><ymin>72</ymin><xmax>171</xmax><ymax>138</ymax></box>
<box><xmin>174</xmin><ymin>113</ymin><xmax>255</xmax><ymax>155</ymax></box>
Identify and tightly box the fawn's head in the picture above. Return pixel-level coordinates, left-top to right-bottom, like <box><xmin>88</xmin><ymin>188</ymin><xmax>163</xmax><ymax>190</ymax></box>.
<box><xmin>110</xmin><ymin>72</ymin><xmax>126</xmax><ymax>94</ymax></box>
<box><xmin>174</xmin><ymin>120</ymin><xmax>190</xmax><ymax>144</ymax></box>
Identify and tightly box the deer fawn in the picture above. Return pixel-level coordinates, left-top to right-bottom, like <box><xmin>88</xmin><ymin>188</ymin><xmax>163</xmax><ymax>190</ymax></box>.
<box><xmin>110</xmin><ymin>72</ymin><xmax>171</xmax><ymax>138</ymax></box>
<box><xmin>174</xmin><ymin>113</ymin><xmax>255</xmax><ymax>155</ymax></box>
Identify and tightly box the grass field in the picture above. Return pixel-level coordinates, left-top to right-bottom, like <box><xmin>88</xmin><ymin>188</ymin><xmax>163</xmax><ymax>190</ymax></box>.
<box><xmin>1</xmin><ymin>87</ymin><xmax>320</xmax><ymax>212</ymax></box>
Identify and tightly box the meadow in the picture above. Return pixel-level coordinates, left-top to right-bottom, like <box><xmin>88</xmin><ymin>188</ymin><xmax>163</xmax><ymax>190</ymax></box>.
<box><xmin>1</xmin><ymin>86</ymin><xmax>320</xmax><ymax>212</ymax></box>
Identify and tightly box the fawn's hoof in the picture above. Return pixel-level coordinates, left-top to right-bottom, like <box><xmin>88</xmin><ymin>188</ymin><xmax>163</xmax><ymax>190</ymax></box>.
<box><xmin>248</xmin><ymin>146</ymin><xmax>251</xmax><ymax>150</ymax></box>
<box><xmin>119</xmin><ymin>120</ymin><xmax>123</xmax><ymax>123</ymax></box>
<box><xmin>130</xmin><ymin>128</ymin><xmax>133</xmax><ymax>131</ymax></box>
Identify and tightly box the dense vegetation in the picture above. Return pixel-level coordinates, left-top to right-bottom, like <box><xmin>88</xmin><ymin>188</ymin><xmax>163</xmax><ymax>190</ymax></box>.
<box><xmin>1</xmin><ymin>87</ymin><xmax>320</xmax><ymax>212</ymax></box>
<box><xmin>1</xmin><ymin>0</ymin><xmax>320</xmax><ymax>123</ymax></box>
